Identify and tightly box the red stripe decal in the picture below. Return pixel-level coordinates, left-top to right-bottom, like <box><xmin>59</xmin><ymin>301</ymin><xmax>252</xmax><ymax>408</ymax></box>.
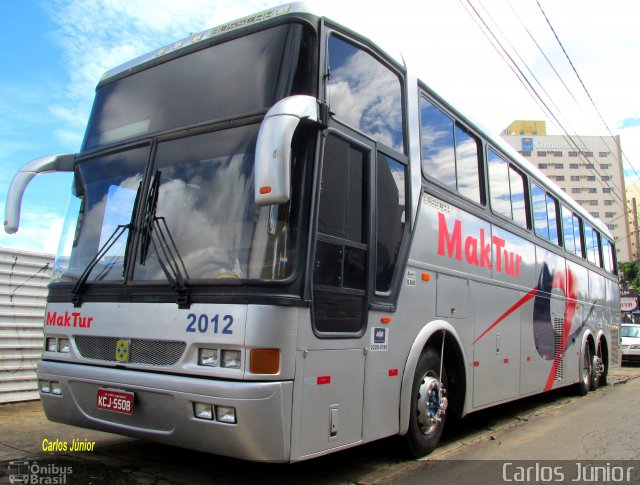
<box><xmin>388</xmin><ymin>369</ymin><xmax>398</xmax><ymax>377</ymax></box>
<box><xmin>473</xmin><ymin>288</ymin><xmax>538</xmax><ymax>345</ymax></box>
<box><xmin>317</xmin><ymin>376</ymin><xmax>331</xmax><ymax>385</ymax></box>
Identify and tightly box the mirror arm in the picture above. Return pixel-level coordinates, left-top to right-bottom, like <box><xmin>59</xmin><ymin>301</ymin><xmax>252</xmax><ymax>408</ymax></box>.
<box><xmin>254</xmin><ymin>95</ymin><xmax>320</xmax><ymax>206</ymax></box>
<box><xmin>4</xmin><ymin>153</ymin><xmax>75</xmax><ymax>234</ymax></box>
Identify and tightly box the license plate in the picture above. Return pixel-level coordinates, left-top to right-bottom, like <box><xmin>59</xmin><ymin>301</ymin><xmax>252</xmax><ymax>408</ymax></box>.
<box><xmin>96</xmin><ymin>388</ymin><xmax>134</xmax><ymax>415</ymax></box>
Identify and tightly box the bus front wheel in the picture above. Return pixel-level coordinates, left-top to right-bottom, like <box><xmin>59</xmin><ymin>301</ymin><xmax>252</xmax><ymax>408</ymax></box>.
<box><xmin>405</xmin><ymin>348</ymin><xmax>448</xmax><ymax>457</ymax></box>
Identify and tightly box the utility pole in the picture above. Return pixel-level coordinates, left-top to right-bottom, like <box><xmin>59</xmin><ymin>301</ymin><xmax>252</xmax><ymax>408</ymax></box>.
<box><xmin>634</xmin><ymin>197</ymin><xmax>640</xmax><ymax>261</ymax></box>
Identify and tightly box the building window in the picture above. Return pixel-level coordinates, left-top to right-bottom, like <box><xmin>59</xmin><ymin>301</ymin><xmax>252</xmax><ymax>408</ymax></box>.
<box><xmin>588</xmin><ymin>200</ymin><xmax>598</xmax><ymax>206</ymax></box>
<box><xmin>586</xmin><ymin>176</ymin><xmax>595</xmax><ymax>181</ymax></box>
<box><xmin>602</xmin><ymin>176</ymin><xmax>610</xmax><ymax>181</ymax></box>
<box><xmin>591</xmin><ymin>212</ymin><xmax>599</xmax><ymax>218</ymax></box>
<box><xmin>604</xmin><ymin>200</ymin><xmax>613</xmax><ymax>206</ymax></box>
<box><xmin>555</xmin><ymin>175</ymin><xmax>565</xmax><ymax>181</ymax></box>
<box><xmin>571</xmin><ymin>188</ymin><xmax>580</xmax><ymax>194</ymax></box>
<box><xmin>584</xmin><ymin>163</ymin><xmax>594</xmax><ymax>169</ymax></box>
<box><xmin>570</xmin><ymin>163</ymin><xmax>579</xmax><ymax>169</ymax></box>
<box><xmin>538</xmin><ymin>163</ymin><xmax>548</xmax><ymax>169</ymax></box>
<box><xmin>519</xmin><ymin>151</ymin><xmax>532</xmax><ymax>157</ymax></box>
<box><xmin>603</xmin><ymin>187</ymin><xmax>612</xmax><ymax>193</ymax></box>
<box><xmin>569</xmin><ymin>151</ymin><xmax>578</xmax><ymax>157</ymax></box>
<box><xmin>554</xmin><ymin>163</ymin><xmax>563</xmax><ymax>169</ymax></box>
<box><xmin>599</xmin><ymin>152</ymin><xmax>609</xmax><ymax>158</ymax></box>
<box><xmin>582</xmin><ymin>151</ymin><xmax>594</xmax><ymax>157</ymax></box>
<box><xmin>570</xmin><ymin>176</ymin><xmax>580</xmax><ymax>181</ymax></box>
<box><xmin>553</xmin><ymin>152</ymin><xmax>562</xmax><ymax>157</ymax></box>
<box><xmin>537</xmin><ymin>151</ymin><xmax>547</xmax><ymax>157</ymax></box>
<box><xmin>600</xmin><ymin>163</ymin><xmax>610</xmax><ymax>169</ymax></box>
<box><xmin>587</xmin><ymin>188</ymin><xmax>597</xmax><ymax>193</ymax></box>
<box><xmin>605</xmin><ymin>212</ymin><xmax>615</xmax><ymax>218</ymax></box>
<box><xmin>607</xmin><ymin>223</ymin><xmax>616</xmax><ymax>230</ymax></box>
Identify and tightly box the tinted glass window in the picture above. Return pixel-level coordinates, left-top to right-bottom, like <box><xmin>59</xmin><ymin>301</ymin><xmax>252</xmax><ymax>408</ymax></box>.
<box><xmin>328</xmin><ymin>36</ymin><xmax>404</xmax><ymax>152</ymax></box>
<box><xmin>376</xmin><ymin>154</ymin><xmax>407</xmax><ymax>293</ymax></box>
<box><xmin>602</xmin><ymin>238</ymin><xmax>615</xmax><ymax>273</ymax></box>
<box><xmin>488</xmin><ymin>149</ymin><xmax>527</xmax><ymax>228</ymax></box>
<box><xmin>584</xmin><ymin>223</ymin><xmax>601</xmax><ymax>266</ymax></box>
<box><xmin>318</xmin><ymin>136</ymin><xmax>365</xmax><ymax>242</ymax></box>
<box><xmin>488</xmin><ymin>149</ymin><xmax>511</xmax><ymax>219</ymax></box>
<box><xmin>455</xmin><ymin>125</ymin><xmax>481</xmax><ymax>203</ymax></box>
<box><xmin>83</xmin><ymin>24</ymin><xmax>313</xmax><ymax>150</ymax></box>
<box><xmin>420</xmin><ymin>98</ymin><xmax>455</xmax><ymax>189</ymax></box>
<box><xmin>573</xmin><ymin>214</ymin><xmax>583</xmax><ymax>257</ymax></box>
<box><xmin>532</xmin><ymin>183</ymin><xmax>549</xmax><ymax>239</ymax></box>
<box><xmin>546</xmin><ymin>195</ymin><xmax>559</xmax><ymax>244</ymax></box>
<box><xmin>561</xmin><ymin>205</ymin><xmax>575</xmax><ymax>254</ymax></box>
<box><xmin>509</xmin><ymin>167</ymin><xmax>527</xmax><ymax>229</ymax></box>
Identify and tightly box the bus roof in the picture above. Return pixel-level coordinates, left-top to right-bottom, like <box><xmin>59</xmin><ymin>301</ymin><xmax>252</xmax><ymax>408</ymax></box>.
<box><xmin>98</xmin><ymin>2</ymin><xmax>613</xmax><ymax>242</ymax></box>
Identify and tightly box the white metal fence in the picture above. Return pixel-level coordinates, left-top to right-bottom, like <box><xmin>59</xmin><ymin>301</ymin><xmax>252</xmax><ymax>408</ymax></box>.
<box><xmin>0</xmin><ymin>248</ymin><xmax>53</xmax><ymax>403</ymax></box>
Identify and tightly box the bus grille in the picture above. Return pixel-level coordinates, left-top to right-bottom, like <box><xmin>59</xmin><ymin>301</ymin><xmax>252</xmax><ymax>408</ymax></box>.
<box><xmin>74</xmin><ymin>336</ymin><xmax>186</xmax><ymax>366</ymax></box>
<box><xmin>553</xmin><ymin>317</ymin><xmax>565</xmax><ymax>381</ymax></box>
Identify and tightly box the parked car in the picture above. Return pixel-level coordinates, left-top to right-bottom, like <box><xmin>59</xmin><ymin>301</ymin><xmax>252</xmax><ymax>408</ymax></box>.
<box><xmin>621</xmin><ymin>323</ymin><xmax>640</xmax><ymax>363</ymax></box>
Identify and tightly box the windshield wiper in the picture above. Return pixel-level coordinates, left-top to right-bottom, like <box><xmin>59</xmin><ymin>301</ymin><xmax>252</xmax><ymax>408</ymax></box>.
<box><xmin>71</xmin><ymin>180</ymin><xmax>143</xmax><ymax>307</ymax></box>
<box><xmin>71</xmin><ymin>223</ymin><xmax>131</xmax><ymax>307</ymax></box>
<box><xmin>139</xmin><ymin>170</ymin><xmax>191</xmax><ymax>308</ymax></box>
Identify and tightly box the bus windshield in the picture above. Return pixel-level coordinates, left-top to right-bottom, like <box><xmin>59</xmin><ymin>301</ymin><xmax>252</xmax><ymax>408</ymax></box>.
<box><xmin>82</xmin><ymin>23</ymin><xmax>313</xmax><ymax>151</ymax></box>
<box><xmin>53</xmin><ymin>22</ymin><xmax>314</xmax><ymax>286</ymax></box>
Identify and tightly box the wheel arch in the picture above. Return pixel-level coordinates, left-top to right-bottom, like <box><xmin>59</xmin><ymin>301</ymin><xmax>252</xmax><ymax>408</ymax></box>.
<box><xmin>399</xmin><ymin>320</ymin><xmax>468</xmax><ymax>435</ymax></box>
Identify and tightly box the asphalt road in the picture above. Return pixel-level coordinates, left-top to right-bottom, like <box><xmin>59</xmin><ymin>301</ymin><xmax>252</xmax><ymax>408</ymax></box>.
<box><xmin>1</xmin><ymin>365</ymin><xmax>639</xmax><ymax>485</ymax></box>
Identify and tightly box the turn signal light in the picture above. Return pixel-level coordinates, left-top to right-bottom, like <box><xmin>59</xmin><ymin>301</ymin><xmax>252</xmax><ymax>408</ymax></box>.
<box><xmin>250</xmin><ymin>349</ymin><xmax>280</xmax><ymax>374</ymax></box>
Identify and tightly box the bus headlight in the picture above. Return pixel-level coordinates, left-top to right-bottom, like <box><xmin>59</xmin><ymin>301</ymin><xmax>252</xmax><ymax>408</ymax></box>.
<box><xmin>46</xmin><ymin>338</ymin><xmax>58</xmax><ymax>352</ymax></box>
<box><xmin>215</xmin><ymin>406</ymin><xmax>237</xmax><ymax>424</ymax></box>
<box><xmin>221</xmin><ymin>350</ymin><xmax>241</xmax><ymax>369</ymax></box>
<box><xmin>198</xmin><ymin>348</ymin><xmax>218</xmax><ymax>367</ymax></box>
<box><xmin>194</xmin><ymin>402</ymin><xmax>214</xmax><ymax>420</ymax></box>
<box><xmin>39</xmin><ymin>380</ymin><xmax>51</xmax><ymax>393</ymax></box>
<box><xmin>58</xmin><ymin>338</ymin><xmax>70</xmax><ymax>353</ymax></box>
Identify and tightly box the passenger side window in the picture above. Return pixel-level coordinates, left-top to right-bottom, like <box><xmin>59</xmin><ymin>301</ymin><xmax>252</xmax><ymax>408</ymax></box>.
<box><xmin>420</xmin><ymin>98</ymin><xmax>481</xmax><ymax>204</ymax></box>
<box><xmin>583</xmin><ymin>222</ymin><xmax>601</xmax><ymax>267</ymax></box>
<box><xmin>561</xmin><ymin>205</ymin><xmax>583</xmax><ymax>257</ymax></box>
<box><xmin>531</xmin><ymin>182</ymin><xmax>559</xmax><ymax>245</ymax></box>
<box><xmin>602</xmin><ymin>238</ymin><xmax>616</xmax><ymax>274</ymax></box>
<box><xmin>488</xmin><ymin>148</ymin><xmax>527</xmax><ymax>228</ymax></box>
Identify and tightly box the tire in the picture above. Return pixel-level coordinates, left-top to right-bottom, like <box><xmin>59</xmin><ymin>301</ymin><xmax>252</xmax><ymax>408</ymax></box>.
<box><xmin>577</xmin><ymin>344</ymin><xmax>592</xmax><ymax>396</ymax></box>
<box><xmin>594</xmin><ymin>342</ymin><xmax>608</xmax><ymax>388</ymax></box>
<box><xmin>405</xmin><ymin>348</ymin><xmax>448</xmax><ymax>457</ymax></box>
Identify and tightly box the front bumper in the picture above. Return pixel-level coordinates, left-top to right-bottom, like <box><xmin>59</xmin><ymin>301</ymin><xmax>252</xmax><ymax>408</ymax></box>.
<box><xmin>38</xmin><ymin>360</ymin><xmax>293</xmax><ymax>462</ymax></box>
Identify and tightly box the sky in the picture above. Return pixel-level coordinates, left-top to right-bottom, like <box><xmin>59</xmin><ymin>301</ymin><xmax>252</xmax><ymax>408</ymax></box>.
<box><xmin>1</xmin><ymin>0</ymin><xmax>640</xmax><ymax>254</ymax></box>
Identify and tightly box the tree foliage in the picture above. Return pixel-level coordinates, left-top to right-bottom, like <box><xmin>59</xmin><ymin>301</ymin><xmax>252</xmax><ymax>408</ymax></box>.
<box><xmin>619</xmin><ymin>261</ymin><xmax>640</xmax><ymax>291</ymax></box>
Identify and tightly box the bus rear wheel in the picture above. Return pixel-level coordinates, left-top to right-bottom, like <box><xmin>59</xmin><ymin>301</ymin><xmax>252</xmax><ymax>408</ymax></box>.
<box><xmin>406</xmin><ymin>348</ymin><xmax>448</xmax><ymax>457</ymax></box>
<box><xmin>577</xmin><ymin>344</ymin><xmax>592</xmax><ymax>396</ymax></box>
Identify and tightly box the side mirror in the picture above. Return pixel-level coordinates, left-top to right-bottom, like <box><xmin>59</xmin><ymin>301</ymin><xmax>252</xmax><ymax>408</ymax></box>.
<box><xmin>4</xmin><ymin>153</ymin><xmax>75</xmax><ymax>234</ymax></box>
<box><xmin>254</xmin><ymin>95</ymin><xmax>320</xmax><ymax>206</ymax></box>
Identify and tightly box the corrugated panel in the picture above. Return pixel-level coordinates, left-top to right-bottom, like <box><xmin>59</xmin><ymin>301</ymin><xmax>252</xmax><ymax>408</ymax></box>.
<box><xmin>0</xmin><ymin>248</ymin><xmax>53</xmax><ymax>403</ymax></box>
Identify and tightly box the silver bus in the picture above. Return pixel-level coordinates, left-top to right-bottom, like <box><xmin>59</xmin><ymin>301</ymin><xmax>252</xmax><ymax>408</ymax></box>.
<box><xmin>5</xmin><ymin>3</ymin><xmax>618</xmax><ymax>462</ymax></box>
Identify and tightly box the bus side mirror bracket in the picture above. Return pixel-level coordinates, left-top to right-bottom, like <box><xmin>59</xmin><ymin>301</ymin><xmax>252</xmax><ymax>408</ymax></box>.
<box><xmin>254</xmin><ymin>95</ymin><xmax>321</xmax><ymax>206</ymax></box>
<box><xmin>4</xmin><ymin>153</ymin><xmax>75</xmax><ymax>234</ymax></box>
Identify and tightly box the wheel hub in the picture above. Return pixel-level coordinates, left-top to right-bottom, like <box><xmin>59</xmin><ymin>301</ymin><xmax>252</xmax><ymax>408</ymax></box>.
<box><xmin>417</xmin><ymin>375</ymin><xmax>448</xmax><ymax>435</ymax></box>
